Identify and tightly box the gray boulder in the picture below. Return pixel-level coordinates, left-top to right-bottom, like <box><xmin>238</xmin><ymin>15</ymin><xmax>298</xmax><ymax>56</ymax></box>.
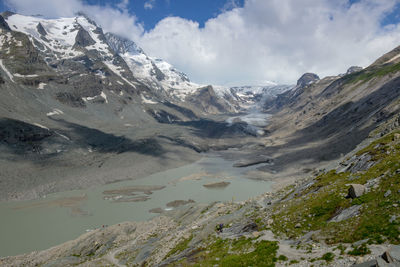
<box><xmin>384</xmin><ymin>190</ymin><xmax>392</xmax><ymax>198</ymax></box>
<box><xmin>382</xmin><ymin>245</ymin><xmax>400</xmax><ymax>263</ymax></box>
<box><xmin>352</xmin><ymin>259</ymin><xmax>377</xmax><ymax>267</ymax></box>
<box><xmin>296</xmin><ymin>73</ymin><xmax>319</xmax><ymax>88</ymax></box>
<box><xmin>347</xmin><ymin>184</ymin><xmax>366</xmax><ymax>199</ymax></box>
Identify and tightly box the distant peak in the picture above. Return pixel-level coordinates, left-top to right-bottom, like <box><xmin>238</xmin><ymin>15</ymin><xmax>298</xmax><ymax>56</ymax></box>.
<box><xmin>296</xmin><ymin>73</ymin><xmax>319</xmax><ymax>88</ymax></box>
<box><xmin>346</xmin><ymin>66</ymin><xmax>363</xmax><ymax>75</ymax></box>
<box><xmin>75</xmin><ymin>12</ymin><xmax>98</xmax><ymax>26</ymax></box>
<box><xmin>1</xmin><ymin>11</ymin><xmax>15</xmax><ymax>19</ymax></box>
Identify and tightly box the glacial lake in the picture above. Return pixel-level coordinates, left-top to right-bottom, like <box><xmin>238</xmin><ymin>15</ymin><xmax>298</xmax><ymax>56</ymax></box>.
<box><xmin>0</xmin><ymin>153</ymin><xmax>271</xmax><ymax>257</ymax></box>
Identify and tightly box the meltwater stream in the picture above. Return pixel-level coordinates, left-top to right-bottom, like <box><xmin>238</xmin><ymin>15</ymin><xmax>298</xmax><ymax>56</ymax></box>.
<box><xmin>0</xmin><ymin>154</ymin><xmax>271</xmax><ymax>257</ymax></box>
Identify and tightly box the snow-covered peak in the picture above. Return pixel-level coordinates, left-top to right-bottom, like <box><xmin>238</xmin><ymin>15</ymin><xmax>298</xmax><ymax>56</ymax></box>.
<box><xmin>104</xmin><ymin>32</ymin><xmax>201</xmax><ymax>100</ymax></box>
<box><xmin>6</xmin><ymin>13</ymin><xmax>112</xmax><ymax>59</ymax></box>
<box><xmin>105</xmin><ymin>32</ymin><xmax>143</xmax><ymax>55</ymax></box>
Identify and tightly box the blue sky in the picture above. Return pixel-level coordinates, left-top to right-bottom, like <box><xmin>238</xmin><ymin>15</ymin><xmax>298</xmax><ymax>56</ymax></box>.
<box><xmin>82</xmin><ymin>0</ymin><xmax>245</xmax><ymax>30</ymax></box>
<box><xmin>3</xmin><ymin>0</ymin><xmax>398</xmax><ymax>29</ymax></box>
<box><xmin>2</xmin><ymin>0</ymin><xmax>400</xmax><ymax>85</ymax></box>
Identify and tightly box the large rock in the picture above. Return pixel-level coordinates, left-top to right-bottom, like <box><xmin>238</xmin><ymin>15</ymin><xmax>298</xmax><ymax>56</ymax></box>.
<box><xmin>347</xmin><ymin>184</ymin><xmax>366</xmax><ymax>199</ymax></box>
<box><xmin>296</xmin><ymin>73</ymin><xmax>319</xmax><ymax>88</ymax></box>
<box><xmin>382</xmin><ymin>245</ymin><xmax>400</xmax><ymax>263</ymax></box>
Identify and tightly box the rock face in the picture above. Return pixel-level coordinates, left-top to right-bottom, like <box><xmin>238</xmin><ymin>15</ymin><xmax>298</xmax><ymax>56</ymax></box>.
<box><xmin>74</xmin><ymin>27</ymin><xmax>96</xmax><ymax>48</ymax></box>
<box><xmin>186</xmin><ymin>85</ymin><xmax>235</xmax><ymax>114</ymax></box>
<box><xmin>36</xmin><ymin>22</ymin><xmax>47</xmax><ymax>36</ymax></box>
<box><xmin>347</xmin><ymin>184</ymin><xmax>366</xmax><ymax>199</ymax></box>
<box><xmin>346</xmin><ymin>66</ymin><xmax>363</xmax><ymax>75</ymax></box>
<box><xmin>337</xmin><ymin>153</ymin><xmax>375</xmax><ymax>173</ymax></box>
<box><xmin>296</xmin><ymin>73</ymin><xmax>319</xmax><ymax>88</ymax></box>
<box><xmin>0</xmin><ymin>15</ymin><xmax>10</xmax><ymax>31</ymax></box>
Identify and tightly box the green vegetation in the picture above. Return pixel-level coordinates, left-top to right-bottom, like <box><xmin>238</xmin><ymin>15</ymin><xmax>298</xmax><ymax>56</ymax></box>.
<box><xmin>344</xmin><ymin>62</ymin><xmax>400</xmax><ymax>85</ymax></box>
<box><xmin>168</xmin><ymin>236</ymin><xmax>279</xmax><ymax>267</ymax></box>
<box><xmin>348</xmin><ymin>244</ymin><xmax>371</xmax><ymax>256</ymax></box>
<box><xmin>165</xmin><ymin>234</ymin><xmax>194</xmax><ymax>258</ymax></box>
<box><xmin>277</xmin><ymin>254</ymin><xmax>288</xmax><ymax>261</ymax></box>
<box><xmin>271</xmin><ymin>130</ymin><xmax>400</xmax><ymax>248</ymax></box>
<box><xmin>321</xmin><ymin>252</ymin><xmax>335</xmax><ymax>262</ymax></box>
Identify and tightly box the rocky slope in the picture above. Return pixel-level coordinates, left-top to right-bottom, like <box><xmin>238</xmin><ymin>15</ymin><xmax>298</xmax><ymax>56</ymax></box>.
<box><xmin>1</xmin><ymin>123</ymin><xmax>399</xmax><ymax>266</ymax></box>
<box><xmin>2</xmin><ymin>11</ymin><xmax>400</xmax><ymax>267</ymax></box>
<box><xmin>0</xmin><ymin>12</ymin><xmax>260</xmax><ymax>201</ymax></box>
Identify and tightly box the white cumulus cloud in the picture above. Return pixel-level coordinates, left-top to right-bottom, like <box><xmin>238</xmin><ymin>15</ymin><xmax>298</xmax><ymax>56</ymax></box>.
<box><xmin>4</xmin><ymin>0</ymin><xmax>400</xmax><ymax>85</ymax></box>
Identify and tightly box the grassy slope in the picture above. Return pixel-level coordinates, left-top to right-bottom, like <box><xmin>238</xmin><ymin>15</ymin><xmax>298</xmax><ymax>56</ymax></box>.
<box><xmin>271</xmin><ymin>130</ymin><xmax>400</xmax><ymax>251</ymax></box>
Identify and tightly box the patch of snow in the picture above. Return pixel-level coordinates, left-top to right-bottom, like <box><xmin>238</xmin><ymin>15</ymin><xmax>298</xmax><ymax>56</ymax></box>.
<box><xmin>95</xmin><ymin>70</ymin><xmax>106</xmax><ymax>79</ymax></box>
<box><xmin>55</xmin><ymin>131</ymin><xmax>70</xmax><ymax>141</ymax></box>
<box><xmin>117</xmin><ymin>81</ymin><xmax>124</xmax><ymax>85</ymax></box>
<box><xmin>82</xmin><ymin>96</ymin><xmax>97</xmax><ymax>102</ymax></box>
<box><xmin>46</xmin><ymin>109</ymin><xmax>64</xmax><ymax>116</ymax></box>
<box><xmin>104</xmin><ymin>61</ymin><xmax>137</xmax><ymax>89</ymax></box>
<box><xmin>0</xmin><ymin>31</ymin><xmax>13</xmax><ymax>49</ymax></box>
<box><xmin>100</xmin><ymin>91</ymin><xmax>108</xmax><ymax>103</ymax></box>
<box><xmin>14</xmin><ymin>73</ymin><xmax>39</xmax><ymax>78</ymax></box>
<box><xmin>6</xmin><ymin>14</ymin><xmax>83</xmax><ymax>60</ymax></box>
<box><xmin>0</xmin><ymin>59</ymin><xmax>14</xmax><ymax>82</ymax></box>
<box><xmin>124</xmin><ymin>123</ymin><xmax>133</xmax><ymax>127</ymax></box>
<box><xmin>141</xmin><ymin>95</ymin><xmax>158</xmax><ymax>104</ymax></box>
<box><xmin>82</xmin><ymin>92</ymin><xmax>109</xmax><ymax>103</ymax></box>
<box><xmin>37</xmin><ymin>82</ymin><xmax>46</xmax><ymax>89</ymax></box>
<box><xmin>33</xmin><ymin>123</ymin><xmax>49</xmax><ymax>130</ymax></box>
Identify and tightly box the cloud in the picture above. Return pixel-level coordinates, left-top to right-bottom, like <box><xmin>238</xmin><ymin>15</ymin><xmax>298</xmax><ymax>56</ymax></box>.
<box><xmin>117</xmin><ymin>0</ymin><xmax>130</xmax><ymax>10</ymax></box>
<box><xmin>137</xmin><ymin>0</ymin><xmax>400</xmax><ymax>85</ymax></box>
<box><xmin>144</xmin><ymin>0</ymin><xmax>156</xmax><ymax>10</ymax></box>
<box><xmin>4</xmin><ymin>0</ymin><xmax>144</xmax><ymax>40</ymax></box>
<box><xmin>4</xmin><ymin>0</ymin><xmax>400</xmax><ymax>85</ymax></box>
<box><xmin>221</xmin><ymin>0</ymin><xmax>242</xmax><ymax>12</ymax></box>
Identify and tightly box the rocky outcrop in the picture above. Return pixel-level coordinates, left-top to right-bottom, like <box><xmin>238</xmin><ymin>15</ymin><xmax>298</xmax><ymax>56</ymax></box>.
<box><xmin>296</xmin><ymin>73</ymin><xmax>320</xmax><ymax>88</ymax></box>
<box><xmin>0</xmin><ymin>15</ymin><xmax>11</xmax><ymax>31</ymax></box>
<box><xmin>329</xmin><ymin>205</ymin><xmax>361</xmax><ymax>222</ymax></box>
<box><xmin>74</xmin><ymin>27</ymin><xmax>96</xmax><ymax>48</ymax></box>
<box><xmin>36</xmin><ymin>22</ymin><xmax>47</xmax><ymax>36</ymax></box>
<box><xmin>337</xmin><ymin>153</ymin><xmax>375</xmax><ymax>173</ymax></box>
<box><xmin>0</xmin><ymin>118</ymin><xmax>52</xmax><ymax>144</ymax></box>
<box><xmin>346</xmin><ymin>66</ymin><xmax>363</xmax><ymax>75</ymax></box>
<box><xmin>186</xmin><ymin>85</ymin><xmax>235</xmax><ymax>114</ymax></box>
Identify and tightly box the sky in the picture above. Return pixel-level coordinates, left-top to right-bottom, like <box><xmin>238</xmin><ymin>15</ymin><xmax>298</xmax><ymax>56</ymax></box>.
<box><xmin>2</xmin><ymin>0</ymin><xmax>400</xmax><ymax>86</ymax></box>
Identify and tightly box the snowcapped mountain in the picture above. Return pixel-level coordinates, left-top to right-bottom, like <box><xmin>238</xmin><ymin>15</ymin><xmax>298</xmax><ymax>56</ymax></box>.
<box><xmin>104</xmin><ymin>32</ymin><xmax>201</xmax><ymax>101</ymax></box>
